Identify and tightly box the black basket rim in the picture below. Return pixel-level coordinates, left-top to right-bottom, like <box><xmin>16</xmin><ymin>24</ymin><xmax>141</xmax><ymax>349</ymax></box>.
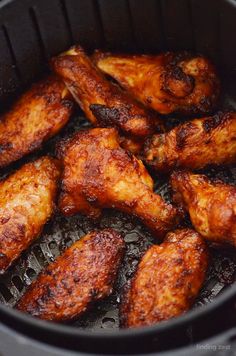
<box><xmin>0</xmin><ymin>282</ymin><xmax>236</xmax><ymax>341</ymax></box>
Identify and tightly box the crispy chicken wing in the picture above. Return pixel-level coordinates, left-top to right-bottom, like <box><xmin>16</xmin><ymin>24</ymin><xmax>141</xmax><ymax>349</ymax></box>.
<box><xmin>93</xmin><ymin>51</ymin><xmax>220</xmax><ymax>115</ymax></box>
<box><xmin>0</xmin><ymin>76</ymin><xmax>73</xmax><ymax>168</ymax></box>
<box><xmin>0</xmin><ymin>156</ymin><xmax>60</xmax><ymax>273</ymax></box>
<box><xmin>52</xmin><ymin>46</ymin><xmax>163</xmax><ymax>153</ymax></box>
<box><xmin>121</xmin><ymin>228</ymin><xmax>208</xmax><ymax>328</ymax></box>
<box><xmin>16</xmin><ymin>229</ymin><xmax>125</xmax><ymax>321</ymax></box>
<box><xmin>144</xmin><ymin>112</ymin><xmax>236</xmax><ymax>173</ymax></box>
<box><xmin>58</xmin><ymin>128</ymin><xmax>179</xmax><ymax>238</ymax></box>
<box><xmin>171</xmin><ymin>171</ymin><xmax>236</xmax><ymax>247</ymax></box>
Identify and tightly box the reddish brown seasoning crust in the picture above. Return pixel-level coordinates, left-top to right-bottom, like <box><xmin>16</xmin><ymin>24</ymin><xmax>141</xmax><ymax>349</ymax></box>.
<box><xmin>52</xmin><ymin>46</ymin><xmax>163</xmax><ymax>153</ymax></box>
<box><xmin>120</xmin><ymin>229</ymin><xmax>208</xmax><ymax>328</ymax></box>
<box><xmin>93</xmin><ymin>51</ymin><xmax>220</xmax><ymax>115</ymax></box>
<box><xmin>16</xmin><ymin>229</ymin><xmax>125</xmax><ymax>321</ymax></box>
<box><xmin>58</xmin><ymin>127</ymin><xmax>179</xmax><ymax>238</ymax></box>
<box><xmin>144</xmin><ymin>112</ymin><xmax>236</xmax><ymax>173</ymax></box>
<box><xmin>0</xmin><ymin>157</ymin><xmax>61</xmax><ymax>273</ymax></box>
<box><xmin>171</xmin><ymin>171</ymin><xmax>236</xmax><ymax>247</ymax></box>
<box><xmin>0</xmin><ymin>76</ymin><xmax>73</xmax><ymax>168</ymax></box>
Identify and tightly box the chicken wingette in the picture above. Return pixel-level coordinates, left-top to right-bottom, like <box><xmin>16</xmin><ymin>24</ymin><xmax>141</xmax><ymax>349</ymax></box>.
<box><xmin>144</xmin><ymin>112</ymin><xmax>236</xmax><ymax>173</ymax></box>
<box><xmin>16</xmin><ymin>229</ymin><xmax>125</xmax><ymax>321</ymax></box>
<box><xmin>52</xmin><ymin>46</ymin><xmax>163</xmax><ymax>153</ymax></box>
<box><xmin>93</xmin><ymin>51</ymin><xmax>220</xmax><ymax>115</ymax></box>
<box><xmin>58</xmin><ymin>128</ymin><xmax>179</xmax><ymax>238</ymax></box>
<box><xmin>0</xmin><ymin>156</ymin><xmax>60</xmax><ymax>273</ymax></box>
<box><xmin>171</xmin><ymin>171</ymin><xmax>236</xmax><ymax>247</ymax></box>
<box><xmin>120</xmin><ymin>229</ymin><xmax>208</xmax><ymax>328</ymax></box>
<box><xmin>0</xmin><ymin>76</ymin><xmax>73</xmax><ymax>168</ymax></box>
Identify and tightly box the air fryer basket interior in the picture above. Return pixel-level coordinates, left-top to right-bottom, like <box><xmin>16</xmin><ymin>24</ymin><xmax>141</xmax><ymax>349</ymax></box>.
<box><xmin>0</xmin><ymin>0</ymin><xmax>236</xmax><ymax>354</ymax></box>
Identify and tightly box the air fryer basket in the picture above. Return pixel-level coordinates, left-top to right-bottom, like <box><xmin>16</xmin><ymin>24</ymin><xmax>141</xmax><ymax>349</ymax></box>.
<box><xmin>1</xmin><ymin>0</ymin><xmax>236</xmax><ymax>355</ymax></box>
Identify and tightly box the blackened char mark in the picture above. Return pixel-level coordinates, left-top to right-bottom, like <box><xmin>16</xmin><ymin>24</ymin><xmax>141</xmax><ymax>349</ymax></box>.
<box><xmin>0</xmin><ymin>142</ymin><xmax>13</xmax><ymax>153</ymax></box>
<box><xmin>163</xmin><ymin>67</ymin><xmax>194</xmax><ymax>98</ymax></box>
<box><xmin>176</xmin><ymin>122</ymin><xmax>195</xmax><ymax>150</ymax></box>
<box><xmin>90</xmin><ymin>104</ymin><xmax>130</xmax><ymax>128</ymax></box>
<box><xmin>203</xmin><ymin>113</ymin><xmax>226</xmax><ymax>133</ymax></box>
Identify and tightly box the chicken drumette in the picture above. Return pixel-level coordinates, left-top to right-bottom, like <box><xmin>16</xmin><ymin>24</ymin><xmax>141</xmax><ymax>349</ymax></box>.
<box><xmin>0</xmin><ymin>76</ymin><xmax>73</xmax><ymax>168</ymax></box>
<box><xmin>0</xmin><ymin>156</ymin><xmax>60</xmax><ymax>273</ymax></box>
<box><xmin>93</xmin><ymin>51</ymin><xmax>220</xmax><ymax>115</ymax></box>
<box><xmin>58</xmin><ymin>128</ymin><xmax>179</xmax><ymax>238</ymax></box>
<box><xmin>52</xmin><ymin>46</ymin><xmax>163</xmax><ymax>153</ymax></box>
<box><xmin>121</xmin><ymin>228</ymin><xmax>208</xmax><ymax>328</ymax></box>
<box><xmin>17</xmin><ymin>229</ymin><xmax>125</xmax><ymax>321</ymax></box>
<box><xmin>144</xmin><ymin>112</ymin><xmax>236</xmax><ymax>173</ymax></box>
<box><xmin>171</xmin><ymin>171</ymin><xmax>236</xmax><ymax>247</ymax></box>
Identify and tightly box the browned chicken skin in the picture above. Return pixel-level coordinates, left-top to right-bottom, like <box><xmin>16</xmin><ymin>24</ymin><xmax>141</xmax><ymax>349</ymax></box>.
<box><xmin>144</xmin><ymin>112</ymin><xmax>236</xmax><ymax>173</ymax></box>
<box><xmin>121</xmin><ymin>228</ymin><xmax>208</xmax><ymax>328</ymax></box>
<box><xmin>16</xmin><ymin>229</ymin><xmax>125</xmax><ymax>321</ymax></box>
<box><xmin>58</xmin><ymin>128</ymin><xmax>179</xmax><ymax>238</ymax></box>
<box><xmin>93</xmin><ymin>51</ymin><xmax>220</xmax><ymax>115</ymax></box>
<box><xmin>0</xmin><ymin>76</ymin><xmax>73</xmax><ymax>168</ymax></box>
<box><xmin>52</xmin><ymin>46</ymin><xmax>163</xmax><ymax>153</ymax></box>
<box><xmin>0</xmin><ymin>156</ymin><xmax>60</xmax><ymax>273</ymax></box>
<box><xmin>171</xmin><ymin>171</ymin><xmax>236</xmax><ymax>247</ymax></box>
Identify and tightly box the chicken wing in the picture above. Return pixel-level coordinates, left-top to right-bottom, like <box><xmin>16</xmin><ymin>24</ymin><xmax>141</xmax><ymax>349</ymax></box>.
<box><xmin>0</xmin><ymin>156</ymin><xmax>60</xmax><ymax>273</ymax></box>
<box><xmin>93</xmin><ymin>51</ymin><xmax>220</xmax><ymax>115</ymax></box>
<box><xmin>171</xmin><ymin>171</ymin><xmax>236</xmax><ymax>247</ymax></box>
<box><xmin>120</xmin><ymin>228</ymin><xmax>208</xmax><ymax>328</ymax></box>
<box><xmin>0</xmin><ymin>76</ymin><xmax>73</xmax><ymax>168</ymax></box>
<box><xmin>16</xmin><ymin>229</ymin><xmax>125</xmax><ymax>321</ymax></box>
<box><xmin>52</xmin><ymin>46</ymin><xmax>163</xmax><ymax>153</ymax></box>
<box><xmin>144</xmin><ymin>112</ymin><xmax>236</xmax><ymax>173</ymax></box>
<box><xmin>58</xmin><ymin>127</ymin><xmax>179</xmax><ymax>238</ymax></box>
